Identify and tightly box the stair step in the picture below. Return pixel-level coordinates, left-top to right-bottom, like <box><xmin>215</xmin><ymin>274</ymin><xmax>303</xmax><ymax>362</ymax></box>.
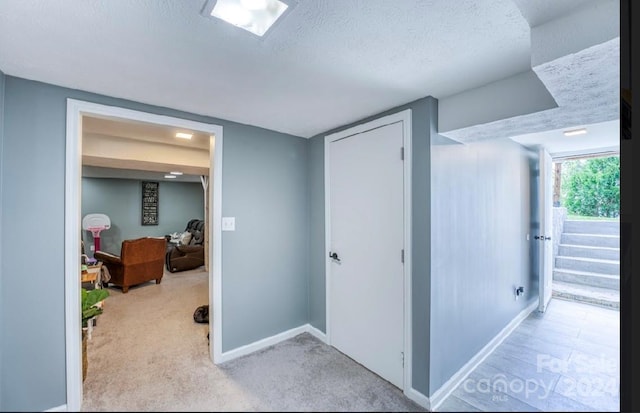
<box><xmin>553</xmin><ymin>268</ymin><xmax>619</xmax><ymax>290</ymax></box>
<box><xmin>558</xmin><ymin>244</ymin><xmax>620</xmax><ymax>260</ymax></box>
<box><xmin>563</xmin><ymin>220</ymin><xmax>620</xmax><ymax>235</ymax></box>
<box><xmin>555</xmin><ymin>255</ymin><xmax>620</xmax><ymax>275</ymax></box>
<box><xmin>561</xmin><ymin>233</ymin><xmax>620</xmax><ymax>248</ymax></box>
<box><xmin>552</xmin><ymin>280</ymin><xmax>619</xmax><ymax>310</ymax></box>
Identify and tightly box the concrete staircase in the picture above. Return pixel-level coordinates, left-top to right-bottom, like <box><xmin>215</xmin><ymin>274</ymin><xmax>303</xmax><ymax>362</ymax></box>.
<box><xmin>552</xmin><ymin>220</ymin><xmax>620</xmax><ymax>310</ymax></box>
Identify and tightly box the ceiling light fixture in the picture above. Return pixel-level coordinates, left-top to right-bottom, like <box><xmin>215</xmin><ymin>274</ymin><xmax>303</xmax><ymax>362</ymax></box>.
<box><xmin>164</xmin><ymin>175</ymin><xmax>177</xmax><ymax>179</ymax></box>
<box><xmin>241</xmin><ymin>0</ymin><xmax>268</xmax><ymax>10</ymax></box>
<box><xmin>176</xmin><ymin>132</ymin><xmax>193</xmax><ymax>139</ymax></box>
<box><xmin>170</xmin><ymin>171</ymin><xmax>184</xmax><ymax>175</ymax></box>
<box><xmin>563</xmin><ymin>128</ymin><xmax>588</xmax><ymax>137</ymax></box>
<box><xmin>204</xmin><ymin>0</ymin><xmax>289</xmax><ymax>36</ymax></box>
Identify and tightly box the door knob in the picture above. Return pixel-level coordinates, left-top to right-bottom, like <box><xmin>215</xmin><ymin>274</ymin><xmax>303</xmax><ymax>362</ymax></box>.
<box><xmin>329</xmin><ymin>251</ymin><xmax>341</xmax><ymax>262</ymax></box>
<box><xmin>534</xmin><ymin>235</ymin><xmax>551</xmax><ymax>241</ymax></box>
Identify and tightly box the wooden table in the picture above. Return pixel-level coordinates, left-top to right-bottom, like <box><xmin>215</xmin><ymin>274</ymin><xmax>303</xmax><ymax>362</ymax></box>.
<box><xmin>81</xmin><ymin>263</ymin><xmax>102</xmax><ymax>287</ymax></box>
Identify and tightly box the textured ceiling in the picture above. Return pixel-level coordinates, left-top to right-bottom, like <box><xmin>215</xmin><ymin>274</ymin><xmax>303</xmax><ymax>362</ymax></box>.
<box><xmin>0</xmin><ymin>0</ymin><xmax>620</xmax><ymax>149</ymax></box>
<box><xmin>446</xmin><ymin>38</ymin><xmax>620</xmax><ymax>150</ymax></box>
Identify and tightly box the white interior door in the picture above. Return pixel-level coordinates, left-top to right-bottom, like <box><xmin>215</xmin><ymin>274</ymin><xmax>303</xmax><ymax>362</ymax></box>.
<box><xmin>538</xmin><ymin>147</ymin><xmax>553</xmax><ymax>312</ymax></box>
<box><xmin>328</xmin><ymin>121</ymin><xmax>405</xmax><ymax>389</ymax></box>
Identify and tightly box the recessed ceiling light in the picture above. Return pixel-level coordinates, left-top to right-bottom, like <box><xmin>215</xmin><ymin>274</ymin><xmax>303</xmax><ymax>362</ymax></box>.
<box><xmin>176</xmin><ymin>132</ymin><xmax>193</xmax><ymax>139</ymax></box>
<box><xmin>241</xmin><ymin>0</ymin><xmax>268</xmax><ymax>10</ymax></box>
<box><xmin>563</xmin><ymin>128</ymin><xmax>588</xmax><ymax>137</ymax></box>
<box><xmin>164</xmin><ymin>175</ymin><xmax>177</xmax><ymax>179</ymax></box>
<box><xmin>170</xmin><ymin>171</ymin><xmax>184</xmax><ymax>175</ymax></box>
<box><xmin>205</xmin><ymin>0</ymin><xmax>289</xmax><ymax>36</ymax></box>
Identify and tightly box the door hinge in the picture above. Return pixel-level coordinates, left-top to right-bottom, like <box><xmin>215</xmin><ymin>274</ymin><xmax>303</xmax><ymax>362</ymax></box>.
<box><xmin>401</xmin><ymin>351</ymin><xmax>405</xmax><ymax>367</ymax></box>
<box><xmin>401</xmin><ymin>147</ymin><xmax>405</xmax><ymax>160</ymax></box>
<box><xmin>401</xmin><ymin>249</ymin><xmax>405</xmax><ymax>263</ymax></box>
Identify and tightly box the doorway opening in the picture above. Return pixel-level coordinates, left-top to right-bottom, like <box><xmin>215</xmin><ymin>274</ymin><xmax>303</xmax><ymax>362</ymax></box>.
<box><xmin>531</xmin><ymin>149</ymin><xmax>620</xmax><ymax>410</ymax></box>
<box><xmin>550</xmin><ymin>153</ymin><xmax>620</xmax><ymax>310</ymax></box>
<box><xmin>64</xmin><ymin>99</ymin><xmax>224</xmax><ymax>411</ymax></box>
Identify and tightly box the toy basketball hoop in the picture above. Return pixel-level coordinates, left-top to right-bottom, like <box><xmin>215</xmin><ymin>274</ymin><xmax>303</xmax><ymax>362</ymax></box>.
<box><xmin>82</xmin><ymin>213</ymin><xmax>111</xmax><ymax>252</ymax></box>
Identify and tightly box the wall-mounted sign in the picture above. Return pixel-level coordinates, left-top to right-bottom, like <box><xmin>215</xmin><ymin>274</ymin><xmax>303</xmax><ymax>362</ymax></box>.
<box><xmin>141</xmin><ymin>181</ymin><xmax>159</xmax><ymax>225</ymax></box>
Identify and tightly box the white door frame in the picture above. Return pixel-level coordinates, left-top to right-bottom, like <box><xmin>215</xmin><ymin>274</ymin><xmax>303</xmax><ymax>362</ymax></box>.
<box><xmin>64</xmin><ymin>99</ymin><xmax>224</xmax><ymax>411</ymax></box>
<box><xmin>324</xmin><ymin>109</ymin><xmax>412</xmax><ymax>391</ymax></box>
<box><xmin>537</xmin><ymin>146</ymin><xmax>553</xmax><ymax>312</ymax></box>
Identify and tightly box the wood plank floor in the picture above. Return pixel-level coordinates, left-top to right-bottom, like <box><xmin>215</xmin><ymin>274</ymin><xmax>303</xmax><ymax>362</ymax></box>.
<box><xmin>437</xmin><ymin>298</ymin><xmax>619</xmax><ymax>412</ymax></box>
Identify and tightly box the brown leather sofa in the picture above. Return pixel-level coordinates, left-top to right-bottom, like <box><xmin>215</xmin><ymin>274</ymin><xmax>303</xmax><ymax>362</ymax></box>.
<box><xmin>166</xmin><ymin>244</ymin><xmax>205</xmax><ymax>273</ymax></box>
<box><xmin>165</xmin><ymin>219</ymin><xmax>205</xmax><ymax>273</ymax></box>
<box><xmin>94</xmin><ymin>237</ymin><xmax>166</xmax><ymax>293</ymax></box>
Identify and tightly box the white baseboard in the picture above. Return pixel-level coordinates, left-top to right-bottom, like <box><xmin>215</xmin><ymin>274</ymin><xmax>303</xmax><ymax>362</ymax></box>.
<box><xmin>405</xmin><ymin>388</ymin><xmax>431</xmax><ymax>411</ymax></box>
<box><xmin>218</xmin><ymin>324</ymin><xmax>309</xmax><ymax>363</ymax></box>
<box><xmin>217</xmin><ymin>323</ymin><xmax>328</xmax><ymax>363</ymax></box>
<box><xmin>306</xmin><ymin>324</ymin><xmax>327</xmax><ymax>343</ymax></box>
<box><xmin>44</xmin><ymin>404</ymin><xmax>67</xmax><ymax>412</ymax></box>
<box><xmin>429</xmin><ymin>299</ymin><xmax>539</xmax><ymax>411</ymax></box>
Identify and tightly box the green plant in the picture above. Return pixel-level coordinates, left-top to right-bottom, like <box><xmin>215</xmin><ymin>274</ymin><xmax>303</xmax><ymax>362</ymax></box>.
<box><xmin>82</xmin><ymin>288</ymin><xmax>109</xmax><ymax>328</ymax></box>
<box><xmin>561</xmin><ymin>156</ymin><xmax>620</xmax><ymax>218</ymax></box>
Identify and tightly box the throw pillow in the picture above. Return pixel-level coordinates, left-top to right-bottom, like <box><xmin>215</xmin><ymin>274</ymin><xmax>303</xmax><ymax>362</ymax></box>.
<box><xmin>179</xmin><ymin>231</ymin><xmax>192</xmax><ymax>246</ymax></box>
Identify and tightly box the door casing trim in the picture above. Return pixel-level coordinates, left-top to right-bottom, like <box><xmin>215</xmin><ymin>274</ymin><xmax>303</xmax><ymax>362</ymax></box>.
<box><xmin>64</xmin><ymin>99</ymin><xmax>224</xmax><ymax>411</ymax></box>
<box><xmin>323</xmin><ymin>108</ymin><xmax>413</xmax><ymax>393</ymax></box>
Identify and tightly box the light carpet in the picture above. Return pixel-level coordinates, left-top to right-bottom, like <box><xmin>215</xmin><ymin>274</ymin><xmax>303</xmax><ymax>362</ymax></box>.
<box><xmin>82</xmin><ymin>267</ymin><xmax>426</xmax><ymax>412</ymax></box>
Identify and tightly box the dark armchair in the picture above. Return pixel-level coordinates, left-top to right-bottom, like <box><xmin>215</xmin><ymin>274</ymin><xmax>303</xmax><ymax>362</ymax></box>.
<box><xmin>94</xmin><ymin>237</ymin><xmax>166</xmax><ymax>293</ymax></box>
<box><xmin>165</xmin><ymin>219</ymin><xmax>205</xmax><ymax>273</ymax></box>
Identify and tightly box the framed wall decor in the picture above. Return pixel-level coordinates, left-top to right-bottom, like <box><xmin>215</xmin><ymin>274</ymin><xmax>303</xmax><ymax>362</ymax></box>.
<box><xmin>141</xmin><ymin>181</ymin><xmax>159</xmax><ymax>225</ymax></box>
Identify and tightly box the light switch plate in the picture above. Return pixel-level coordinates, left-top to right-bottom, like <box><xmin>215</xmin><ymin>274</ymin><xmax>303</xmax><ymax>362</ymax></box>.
<box><xmin>222</xmin><ymin>217</ymin><xmax>235</xmax><ymax>231</ymax></box>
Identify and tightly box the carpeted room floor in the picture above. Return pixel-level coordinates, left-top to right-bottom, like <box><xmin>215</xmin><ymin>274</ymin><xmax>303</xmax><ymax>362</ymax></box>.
<box><xmin>81</xmin><ymin>267</ymin><xmax>426</xmax><ymax>412</ymax></box>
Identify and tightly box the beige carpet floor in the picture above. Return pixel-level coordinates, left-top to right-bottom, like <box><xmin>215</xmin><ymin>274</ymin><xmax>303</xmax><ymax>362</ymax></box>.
<box><xmin>81</xmin><ymin>267</ymin><xmax>426</xmax><ymax>412</ymax></box>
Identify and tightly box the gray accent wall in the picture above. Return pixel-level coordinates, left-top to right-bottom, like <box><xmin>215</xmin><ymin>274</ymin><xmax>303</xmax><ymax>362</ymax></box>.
<box><xmin>307</xmin><ymin>97</ymin><xmax>437</xmax><ymax>396</ymax></box>
<box><xmin>0</xmin><ymin>76</ymin><xmax>308</xmax><ymax>411</ymax></box>
<box><xmin>429</xmin><ymin>136</ymin><xmax>538</xmax><ymax>394</ymax></box>
<box><xmin>81</xmin><ymin>178</ymin><xmax>204</xmax><ymax>255</ymax></box>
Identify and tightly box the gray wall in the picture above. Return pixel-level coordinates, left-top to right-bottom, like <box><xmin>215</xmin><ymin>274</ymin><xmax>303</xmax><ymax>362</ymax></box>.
<box><xmin>429</xmin><ymin>137</ymin><xmax>538</xmax><ymax>394</ymax></box>
<box><xmin>307</xmin><ymin>97</ymin><xmax>436</xmax><ymax>396</ymax></box>
<box><xmin>0</xmin><ymin>76</ymin><xmax>308</xmax><ymax>411</ymax></box>
<box><xmin>81</xmin><ymin>178</ymin><xmax>204</xmax><ymax>255</ymax></box>
<box><xmin>221</xmin><ymin>122</ymin><xmax>308</xmax><ymax>350</ymax></box>
<box><xmin>0</xmin><ymin>69</ymin><xmax>4</xmax><ymax>408</ymax></box>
